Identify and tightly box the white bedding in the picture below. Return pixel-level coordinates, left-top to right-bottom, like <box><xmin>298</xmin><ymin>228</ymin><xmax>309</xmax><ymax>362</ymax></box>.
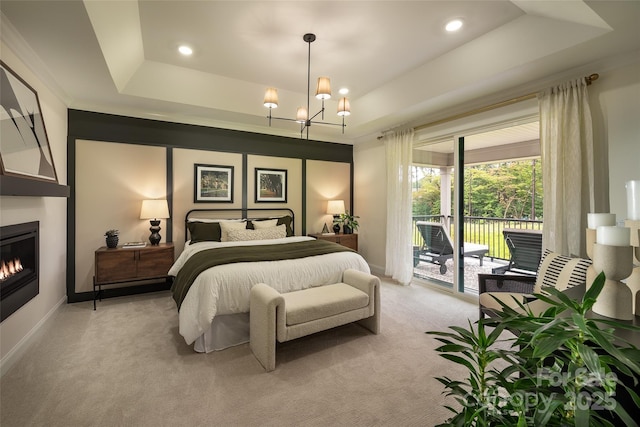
<box><xmin>168</xmin><ymin>236</ymin><xmax>370</xmax><ymax>348</ymax></box>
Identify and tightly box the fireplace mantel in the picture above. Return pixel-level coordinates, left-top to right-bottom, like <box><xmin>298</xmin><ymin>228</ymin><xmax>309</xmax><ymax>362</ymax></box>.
<box><xmin>0</xmin><ymin>175</ymin><xmax>70</xmax><ymax>197</ymax></box>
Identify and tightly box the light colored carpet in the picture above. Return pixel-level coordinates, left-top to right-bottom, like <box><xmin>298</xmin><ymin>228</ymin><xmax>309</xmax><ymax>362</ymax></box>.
<box><xmin>1</xmin><ymin>277</ymin><xmax>477</xmax><ymax>427</ymax></box>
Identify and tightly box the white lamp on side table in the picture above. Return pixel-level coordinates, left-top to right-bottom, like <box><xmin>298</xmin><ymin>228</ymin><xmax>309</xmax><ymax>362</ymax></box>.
<box><xmin>140</xmin><ymin>199</ymin><xmax>170</xmax><ymax>245</ymax></box>
<box><xmin>326</xmin><ymin>200</ymin><xmax>345</xmax><ymax>233</ymax></box>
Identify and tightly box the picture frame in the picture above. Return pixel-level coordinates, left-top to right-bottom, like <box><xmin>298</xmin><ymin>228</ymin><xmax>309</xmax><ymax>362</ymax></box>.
<box><xmin>0</xmin><ymin>61</ymin><xmax>58</xmax><ymax>183</ymax></box>
<box><xmin>255</xmin><ymin>168</ymin><xmax>287</xmax><ymax>203</ymax></box>
<box><xmin>194</xmin><ymin>163</ymin><xmax>234</xmax><ymax>203</ymax></box>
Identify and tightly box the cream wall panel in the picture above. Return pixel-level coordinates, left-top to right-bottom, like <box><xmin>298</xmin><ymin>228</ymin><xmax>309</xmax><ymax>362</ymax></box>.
<box><xmin>247</xmin><ymin>155</ymin><xmax>302</xmax><ymax>234</ymax></box>
<box><xmin>0</xmin><ymin>43</ymin><xmax>68</xmax><ymax>369</ymax></box>
<box><xmin>172</xmin><ymin>149</ymin><xmax>243</xmax><ymax>256</ymax></box>
<box><xmin>306</xmin><ymin>160</ymin><xmax>351</xmax><ymax>234</ymax></box>
<box><xmin>75</xmin><ymin>140</ymin><xmax>167</xmax><ymax>293</ymax></box>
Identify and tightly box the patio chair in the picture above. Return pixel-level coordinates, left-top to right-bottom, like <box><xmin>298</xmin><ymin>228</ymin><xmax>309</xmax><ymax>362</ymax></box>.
<box><xmin>478</xmin><ymin>249</ymin><xmax>591</xmax><ymax>319</ymax></box>
<box><xmin>492</xmin><ymin>228</ymin><xmax>543</xmax><ymax>275</ymax></box>
<box><xmin>414</xmin><ymin>221</ymin><xmax>489</xmax><ymax>274</ymax></box>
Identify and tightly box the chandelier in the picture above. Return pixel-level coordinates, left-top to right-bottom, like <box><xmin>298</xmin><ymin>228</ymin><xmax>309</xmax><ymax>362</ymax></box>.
<box><xmin>263</xmin><ymin>33</ymin><xmax>351</xmax><ymax>139</ymax></box>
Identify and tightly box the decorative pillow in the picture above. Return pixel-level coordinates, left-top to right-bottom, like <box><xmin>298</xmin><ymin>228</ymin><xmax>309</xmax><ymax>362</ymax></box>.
<box><xmin>219</xmin><ymin>220</ymin><xmax>248</xmax><ymax>242</ymax></box>
<box><xmin>534</xmin><ymin>249</ymin><xmax>592</xmax><ymax>293</ymax></box>
<box><xmin>252</xmin><ymin>219</ymin><xmax>279</xmax><ymax>229</ymax></box>
<box><xmin>276</xmin><ymin>215</ymin><xmax>294</xmax><ymax>237</ymax></box>
<box><xmin>227</xmin><ymin>225</ymin><xmax>287</xmax><ymax>242</ymax></box>
<box><xmin>246</xmin><ymin>216</ymin><xmax>294</xmax><ymax>236</ymax></box>
<box><xmin>187</xmin><ymin>222</ymin><xmax>222</xmax><ymax>244</ymax></box>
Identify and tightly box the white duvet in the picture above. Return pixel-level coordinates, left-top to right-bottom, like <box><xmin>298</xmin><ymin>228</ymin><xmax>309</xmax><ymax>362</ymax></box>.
<box><xmin>168</xmin><ymin>236</ymin><xmax>370</xmax><ymax>345</ymax></box>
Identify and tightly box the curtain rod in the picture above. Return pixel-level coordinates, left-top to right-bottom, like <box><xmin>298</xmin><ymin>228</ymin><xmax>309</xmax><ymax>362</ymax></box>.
<box><xmin>377</xmin><ymin>73</ymin><xmax>599</xmax><ymax>139</ymax></box>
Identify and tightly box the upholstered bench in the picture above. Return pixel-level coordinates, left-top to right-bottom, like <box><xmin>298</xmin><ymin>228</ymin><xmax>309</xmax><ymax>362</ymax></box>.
<box><xmin>250</xmin><ymin>269</ymin><xmax>380</xmax><ymax>371</ymax></box>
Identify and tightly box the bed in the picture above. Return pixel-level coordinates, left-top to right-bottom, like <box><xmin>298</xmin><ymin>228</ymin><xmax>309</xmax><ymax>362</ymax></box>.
<box><xmin>168</xmin><ymin>208</ymin><xmax>371</xmax><ymax>353</ymax></box>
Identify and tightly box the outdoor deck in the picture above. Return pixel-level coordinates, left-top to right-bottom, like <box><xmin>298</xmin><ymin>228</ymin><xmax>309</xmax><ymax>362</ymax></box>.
<box><xmin>413</xmin><ymin>257</ymin><xmax>508</xmax><ymax>293</ymax></box>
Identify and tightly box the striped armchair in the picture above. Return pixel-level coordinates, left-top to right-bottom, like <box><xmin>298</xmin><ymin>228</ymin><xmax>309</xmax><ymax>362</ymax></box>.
<box><xmin>478</xmin><ymin>250</ymin><xmax>592</xmax><ymax>319</ymax></box>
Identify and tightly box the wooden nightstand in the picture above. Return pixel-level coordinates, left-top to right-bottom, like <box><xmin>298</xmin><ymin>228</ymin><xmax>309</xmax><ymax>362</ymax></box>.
<box><xmin>308</xmin><ymin>233</ymin><xmax>358</xmax><ymax>251</ymax></box>
<box><xmin>93</xmin><ymin>243</ymin><xmax>174</xmax><ymax>309</ymax></box>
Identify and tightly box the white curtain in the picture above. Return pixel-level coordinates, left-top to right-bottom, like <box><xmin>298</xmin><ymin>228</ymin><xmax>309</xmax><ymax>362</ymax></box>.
<box><xmin>384</xmin><ymin>129</ymin><xmax>414</xmax><ymax>284</ymax></box>
<box><xmin>539</xmin><ymin>77</ymin><xmax>602</xmax><ymax>257</ymax></box>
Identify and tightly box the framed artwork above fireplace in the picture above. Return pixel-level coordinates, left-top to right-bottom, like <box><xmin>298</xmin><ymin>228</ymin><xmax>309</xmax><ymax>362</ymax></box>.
<box><xmin>0</xmin><ymin>61</ymin><xmax>58</xmax><ymax>183</ymax></box>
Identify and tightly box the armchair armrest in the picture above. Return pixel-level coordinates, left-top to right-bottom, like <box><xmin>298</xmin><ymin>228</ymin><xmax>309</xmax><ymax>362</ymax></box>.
<box><xmin>478</xmin><ymin>274</ymin><xmax>536</xmax><ymax>295</ymax></box>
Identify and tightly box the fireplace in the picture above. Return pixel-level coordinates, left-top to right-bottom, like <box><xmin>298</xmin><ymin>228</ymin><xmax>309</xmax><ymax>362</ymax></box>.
<box><xmin>1</xmin><ymin>221</ymin><xmax>39</xmax><ymax>322</ymax></box>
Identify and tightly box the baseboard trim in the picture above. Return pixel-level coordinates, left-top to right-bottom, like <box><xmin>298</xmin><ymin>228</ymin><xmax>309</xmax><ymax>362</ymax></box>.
<box><xmin>0</xmin><ymin>295</ymin><xmax>66</xmax><ymax>377</ymax></box>
<box><xmin>368</xmin><ymin>263</ymin><xmax>385</xmax><ymax>277</ymax></box>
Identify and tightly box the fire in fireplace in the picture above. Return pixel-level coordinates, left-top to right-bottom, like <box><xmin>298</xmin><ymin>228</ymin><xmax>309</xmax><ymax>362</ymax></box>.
<box><xmin>1</xmin><ymin>257</ymin><xmax>24</xmax><ymax>280</ymax></box>
<box><xmin>0</xmin><ymin>221</ymin><xmax>39</xmax><ymax>322</ymax></box>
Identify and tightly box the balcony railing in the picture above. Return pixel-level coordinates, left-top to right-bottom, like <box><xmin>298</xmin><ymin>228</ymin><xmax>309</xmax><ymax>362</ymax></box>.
<box><xmin>412</xmin><ymin>215</ymin><xmax>543</xmax><ymax>261</ymax></box>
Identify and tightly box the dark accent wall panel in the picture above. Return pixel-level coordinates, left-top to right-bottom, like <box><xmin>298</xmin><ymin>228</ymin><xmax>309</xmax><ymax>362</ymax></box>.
<box><xmin>68</xmin><ymin>110</ymin><xmax>353</xmax><ymax>162</ymax></box>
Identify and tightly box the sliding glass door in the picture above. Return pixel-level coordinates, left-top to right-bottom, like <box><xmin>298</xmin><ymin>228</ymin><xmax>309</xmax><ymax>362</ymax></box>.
<box><xmin>413</xmin><ymin>121</ymin><xmax>542</xmax><ymax>294</ymax></box>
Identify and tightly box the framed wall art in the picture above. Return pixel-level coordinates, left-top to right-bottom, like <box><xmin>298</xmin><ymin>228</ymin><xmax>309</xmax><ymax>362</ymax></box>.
<box><xmin>255</xmin><ymin>168</ymin><xmax>287</xmax><ymax>203</ymax></box>
<box><xmin>194</xmin><ymin>163</ymin><xmax>234</xmax><ymax>203</ymax></box>
<box><xmin>0</xmin><ymin>61</ymin><xmax>58</xmax><ymax>183</ymax></box>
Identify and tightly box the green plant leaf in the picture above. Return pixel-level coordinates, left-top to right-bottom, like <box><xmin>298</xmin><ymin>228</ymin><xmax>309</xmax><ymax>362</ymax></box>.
<box><xmin>440</xmin><ymin>354</ymin><xmax>477</xmax><ymax>373</ymax></box>
<box><xmin>583</xmin><ymin>271</ymin><xmax>606</xmax><ymax>303</ymax></box>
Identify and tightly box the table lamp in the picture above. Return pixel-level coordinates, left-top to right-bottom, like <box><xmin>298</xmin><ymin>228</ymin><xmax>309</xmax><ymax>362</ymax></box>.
<box><xmin>140</xmin><ymin>199</ymin><xmax>170</xmax><ymax>245</ymax></box>
<box><xmin>327</xmin><ymin>200</ymin><xmax>345</xmax><ymax>233</ymax></box>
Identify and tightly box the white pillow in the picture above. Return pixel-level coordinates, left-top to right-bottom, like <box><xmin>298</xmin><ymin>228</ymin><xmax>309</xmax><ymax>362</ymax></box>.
<box><xmin>253</xmin><ymin>219</ymin><xmax>278</xmax><ymax>229</ymax></box>
<box><xmin>219</xmin><ymin>221</ymin><xmax>248</xmax><ymax>241</ymax></box>
<box><xmin>227</xmin><ymin>225</ymin><xmax>287</xmax><ymax>241</ymax></box>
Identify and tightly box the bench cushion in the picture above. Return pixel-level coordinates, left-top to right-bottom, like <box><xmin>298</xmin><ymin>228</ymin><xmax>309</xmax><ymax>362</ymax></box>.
<box><xmin>283</xmin><ymin>283</ymin><xmax>369</xmax><ymax>326</ymax></box>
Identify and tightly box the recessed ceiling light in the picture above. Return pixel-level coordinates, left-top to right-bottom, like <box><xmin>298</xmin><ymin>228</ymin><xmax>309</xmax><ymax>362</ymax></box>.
<box><xmin>339</xmin><ymin>88</ymin><xmax>349</xmax><ymax>95</ymax></box>
<box><xmin>178</xmin><ymin>45</ymin><xmax>193</xmax><ymax>56</ymax></box>
<box><xmin>445</xmin><ymin>19</ymin><xmax>463</xmax><ymax>32</ymax></box>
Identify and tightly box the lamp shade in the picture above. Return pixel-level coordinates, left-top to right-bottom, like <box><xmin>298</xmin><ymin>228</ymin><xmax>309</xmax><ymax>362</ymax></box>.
<box><xmin>140</xmin><ymin>199</ymin><xmax>170</xmax><ymax>220</ymax></box>
<box><xmin>263</xmin><ymin>87</ymin><xmax>278</xmax><ymax>108</ymax></box>
<box><xmin>296</xmin><ymin>107</ymin><xmax>308</xmax><ymax>123</ymax></box>
<box><xmin>327</xmin><ymin>200</ymin><xmax>345</xmax><ymax>215</ymax></box>
<box><xmin>337</xmin><ymin>97</ymin><xmax>351</xmax><ymax>116</ymax></box>
<box><xmin>315</xmin><ymin>77</ymin><xmax>331</xmax><ymax>100</ymax></box>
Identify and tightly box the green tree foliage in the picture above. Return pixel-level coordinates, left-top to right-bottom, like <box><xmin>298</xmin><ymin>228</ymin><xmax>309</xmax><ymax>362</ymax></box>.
<box><xmin>413</xmin><ymin>159</ymin><xmax>543</xmax><ymax>219</ymax></box>
<box><xmin>412</xmin><ymin>167</ymin><xmax>445</xmax><ymax>216</ymax></box>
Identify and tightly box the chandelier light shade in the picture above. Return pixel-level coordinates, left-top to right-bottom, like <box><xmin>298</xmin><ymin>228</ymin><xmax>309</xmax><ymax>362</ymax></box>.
<box><xmin>263</xmin><ymin>33</ymin><xmax>350</xmax><ymax>139</ymax></box>
<box><xmin>337</xmin><ymin>97</ymin><xmax>351</xmax><ymax>116</ymax></box>
<box><xmin>315</xmin><ymin>77</ymin><xmax>332</xmax><ymax>100</ymax></box>
<box><xmin>263</xmin><ymin>87</ymin><xmax>278</xmax><ymax>108</ymax></box>
<box><xmin>296</xmin><ymin>107</ymin><xmax>308</xmax><ymax>123</ymax></box>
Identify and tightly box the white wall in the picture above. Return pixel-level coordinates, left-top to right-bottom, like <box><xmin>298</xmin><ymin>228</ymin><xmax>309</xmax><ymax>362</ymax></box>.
<box><xmin>591</xmin><ymin>60</ymin><xmax>640</xmax><ymax>221</ymax></box>
<box><xmin>354</xmin><ymin>141</ymin><xmax>386</xmax><ymax>275</ymax></box>
<box><xmin>354</xmin><ymin>57</ymin><xmax>640</xmax><ymax>279</ymax></box>
<box><xmin>0</xmin><ymin>43</ymin><xmax>68</xmax><ymax>374</ymax></box>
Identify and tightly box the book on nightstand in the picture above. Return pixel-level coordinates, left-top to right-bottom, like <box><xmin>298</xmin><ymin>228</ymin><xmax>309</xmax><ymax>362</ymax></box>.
<box><xmin>122</xmin><ymin>241</ymin><xmax>147</xmax><ymax>248</ymax></box>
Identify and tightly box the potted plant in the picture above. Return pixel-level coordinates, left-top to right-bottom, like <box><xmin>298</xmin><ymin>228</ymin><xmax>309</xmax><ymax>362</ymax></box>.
<box><xmin>104</xmin><ymin>229</ymin><xmax>119</xmax><ymax>248</ymax></box>
<box><xmin>335</xmin><ymin>211</ymin><xmax>360</xmax><ymax>234</ymax></box>
<box><xmin>426</xmin><ymin>272</ymin><xmax>640</xmax><ymax>426</ymax></box>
